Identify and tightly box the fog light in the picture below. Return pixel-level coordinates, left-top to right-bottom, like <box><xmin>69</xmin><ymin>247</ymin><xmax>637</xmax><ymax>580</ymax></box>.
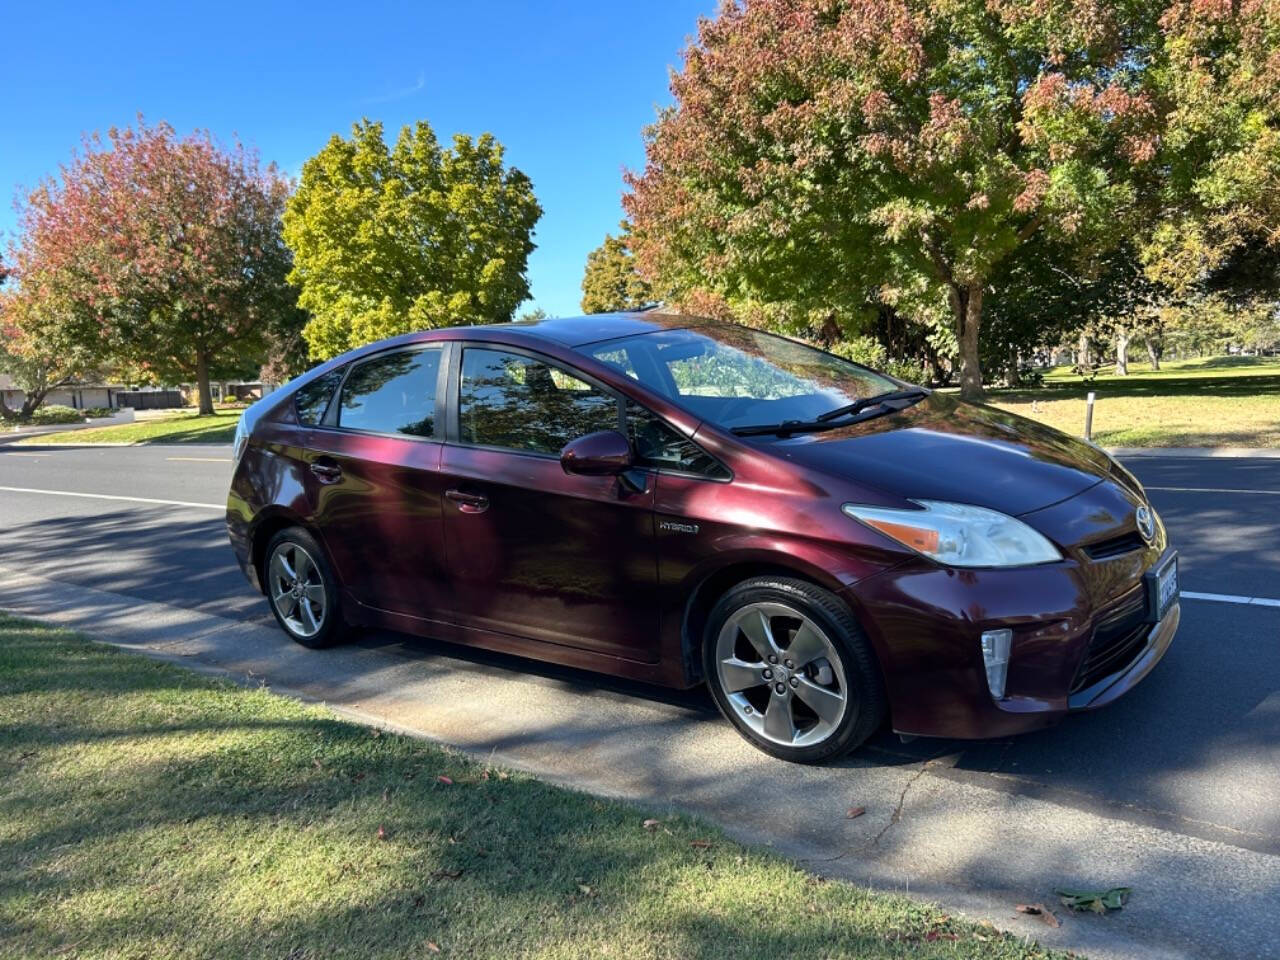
<box><xmin>980</xmin><ymin>629</ymin><xmax>1013</xmax><ymax>700</ymax></box>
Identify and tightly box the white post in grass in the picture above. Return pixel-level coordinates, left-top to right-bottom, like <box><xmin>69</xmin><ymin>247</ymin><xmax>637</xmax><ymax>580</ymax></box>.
<box><xmin>1085</xmin><ymin>391</ymin><xmax>1096</xmax><ymax>442</ymax></box>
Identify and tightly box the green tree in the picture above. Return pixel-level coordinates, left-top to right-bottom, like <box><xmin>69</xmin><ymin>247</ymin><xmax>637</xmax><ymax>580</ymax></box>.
<box><xmin>580</xmin><ymin>222</ymin><xmax>653</xmax><ymax>313</ymax></box>
<box><xmin>625</xmin><ymin>0</ymin><xmax>1280</xmax><ymax>400</ymax></box>
<box><xmin>284</xmin><ymin>120</ymin><xmax>542</xmax><ymax>360</ymax></box>
<box><xmin>0</xmin><ymin>273</ymin><xmax>103</xmax><ymax>421</ymax></box>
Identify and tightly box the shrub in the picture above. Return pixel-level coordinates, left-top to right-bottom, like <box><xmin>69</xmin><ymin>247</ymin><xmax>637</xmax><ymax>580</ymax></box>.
<box><xmin>82</xmin><ymin>406</ymin><xmax>115</xmax><ymax>418</ymax></box>
<box><xmin>828</xmin><ymin>337</ymin><xmax>927</xmax><ymax>385</ymax></box>
<box><xmin>29</xmin><ymin>405</ymin><xmax>86</xmax><ymax>425</ymax></box>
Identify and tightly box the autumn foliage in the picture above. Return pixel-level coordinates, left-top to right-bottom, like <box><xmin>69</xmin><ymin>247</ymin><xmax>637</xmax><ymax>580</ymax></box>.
<box><xmin>625</xmin><ymin>0</ymin><xmax>1280</xmax><ymax>397</ymax></box>
<box><xmin>8</xmin><ymin>119</ymin><xmax>295</xmax><ymax>414</ymax></box>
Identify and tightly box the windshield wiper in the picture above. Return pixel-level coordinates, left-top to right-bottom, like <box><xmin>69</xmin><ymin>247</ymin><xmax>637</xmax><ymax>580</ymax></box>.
<box><xmin>730</xmin><ymin>387</ymin><xmax>929</xmax><ymax>438</ymax></box>
<box><xmin>814</xmin><ymin>387</ymin><xmax>928</xmax><ymax>422</ymax></box>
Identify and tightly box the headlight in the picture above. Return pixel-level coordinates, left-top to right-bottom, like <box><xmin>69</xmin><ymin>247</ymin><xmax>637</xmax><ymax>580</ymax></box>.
<box><xmin>842</xmin><ymin>499</ymin><xmax>1062</xmax><ymax>568</ymax></box>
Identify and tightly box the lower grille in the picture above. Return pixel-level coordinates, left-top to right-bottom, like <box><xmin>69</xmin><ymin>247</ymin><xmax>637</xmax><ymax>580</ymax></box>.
<box><xmin>1071</xmin><ymin>588</ymin><xmax>1150</xmax><ymax>694</ymax></box>
<box><xmin>1083</xmin><ymin>532</ymin><xmax>1146</xmax><ymax>560</ymax></box>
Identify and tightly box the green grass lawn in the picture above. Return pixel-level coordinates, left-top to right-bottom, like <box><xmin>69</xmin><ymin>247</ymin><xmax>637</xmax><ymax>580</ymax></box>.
<box><xmin>987</xmin><ymin>355</ymin><xmax>1280</xmax><ymax>447</ymax></box>
<box><xmin>0</xmin><ymin>614</ymin><xmax>1071</xmax><ymax>960</ymax></box>
<box><xmin>17</xmin><ymin>409</ymin><xmax>241</xmax><ymax>445</ymax></box>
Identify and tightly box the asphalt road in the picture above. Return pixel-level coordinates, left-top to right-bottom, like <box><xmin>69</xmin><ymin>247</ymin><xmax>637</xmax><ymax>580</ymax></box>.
<box><xmin>1</xmin><ymin>442</ymin><xmax>1277</xmax><ymax>959</ymax></box>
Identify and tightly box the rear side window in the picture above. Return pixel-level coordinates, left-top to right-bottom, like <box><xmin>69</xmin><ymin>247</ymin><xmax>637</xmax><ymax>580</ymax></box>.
<box><xmin>293</xmin><ymin>370</ymin><xmax>344</xmax><ymax>426</ymax></box>
<box><xmin>337</xmin><ymin>348</ymin><xmax>442</xmax><ymax>437</ymax></box>
<box><xmin>459</xmin><ymin>348</ymin><xmax>618</xmax><ymax>455</ymax></box>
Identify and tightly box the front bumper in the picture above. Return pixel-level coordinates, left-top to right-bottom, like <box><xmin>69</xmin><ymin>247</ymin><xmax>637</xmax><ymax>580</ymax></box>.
<box><xmin>843</xmin><ymin>546</ymin><xmax>1179</xmax><ymax>740</ymax></box>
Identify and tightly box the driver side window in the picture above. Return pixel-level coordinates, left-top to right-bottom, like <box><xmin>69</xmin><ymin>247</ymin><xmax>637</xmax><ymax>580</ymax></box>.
<box><xmin>458</xmin><ymin>348</ymin><xmax>620</xmax><ymax>455</ymax></box>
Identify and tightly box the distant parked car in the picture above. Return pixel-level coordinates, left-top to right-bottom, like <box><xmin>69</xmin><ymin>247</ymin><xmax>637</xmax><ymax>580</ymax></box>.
<box><xmin>227</xmin><ymin>313</ymin><xmax>1179</xmax><ymax>762</ymax></box>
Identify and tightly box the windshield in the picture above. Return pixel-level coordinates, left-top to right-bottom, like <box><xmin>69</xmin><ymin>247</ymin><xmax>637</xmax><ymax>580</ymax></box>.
<box><xmin>578</xmin><ymin>326</ymin><xmax>899</xmax><ymax>430</ymax></box>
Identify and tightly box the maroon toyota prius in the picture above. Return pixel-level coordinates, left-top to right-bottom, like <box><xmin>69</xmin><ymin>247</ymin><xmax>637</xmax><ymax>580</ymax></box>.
<box><xmin>226</xmin><ymin>313</ymin><xmax>1179</xmax><ymax>762</ymax></box>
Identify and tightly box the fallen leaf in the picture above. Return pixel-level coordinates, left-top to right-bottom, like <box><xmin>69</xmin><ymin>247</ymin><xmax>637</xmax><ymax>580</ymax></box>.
<box><xmin>437</xmin><ymin>775</ymin><xmax>453</xmax><ymax>785</ymax></box>
<box><xmin>577</xmin><ymin>883</ymin><xmax>596</xmax><ymax>896</ymax></box>
<box><xmin>1016</xmin><ymin>903</ymin><xmax>1060</xmax><ymax>928</ymax></box>
<box><xmin>1057</xmin><ymin>887</ymin><xmax>1131</xmax><ymax>913</ymax></box>
<box><xmin>431</xmin><ymin>868</ymin><xmax>463</xmax><ymax>881</ymax></box>
<box><xmin>846</xmin><ymin>806</ymin><xmax>866</xmax><ymax>819</ymax></box>
<box><xmin>642</xmin><ymin>819</ymin><xmax>661</xmax><ymax>831</ymax></box>
<box><xmin>924</xmin><ymin>931</ymin><xmax>958</xmax><ymax>942</ymax></box>
<box><xmin>376</xmin><ymin>825</ymin><xmax>387</xmax><ymax>841</ymax></box>
<box><xmin>426</xmin><ymin>942</ymin><xmax>440</xmax><ymax>954</ymax></box>
<box><xmin>690</xmin><ymin>839</ymin><xmax>713</xmax><ymax>849</ymax></box>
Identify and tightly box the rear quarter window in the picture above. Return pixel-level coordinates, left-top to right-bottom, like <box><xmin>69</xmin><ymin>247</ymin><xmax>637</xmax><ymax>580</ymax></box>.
<box><xmin>293</xmin><ymin>370</ymin><xmax>344</xmax><ymax>425</ymax></box>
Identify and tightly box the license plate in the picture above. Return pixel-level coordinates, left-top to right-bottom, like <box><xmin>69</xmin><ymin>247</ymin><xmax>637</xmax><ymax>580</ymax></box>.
<box><xmin>1146</xmin><ymin>554</ymin><xmax>1179</xmax><ymax>622</ymax></box>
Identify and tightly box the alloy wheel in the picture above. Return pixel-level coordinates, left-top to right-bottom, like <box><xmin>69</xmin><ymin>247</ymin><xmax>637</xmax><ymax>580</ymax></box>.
<box><xmin>267</xmin><ymin>541</ymin><xmax>327</xmax><ymax>639</ymax></box>
<box><xmin>714</xmin><ymin>601</ymin><xmax>850</xmax><ymax>747</ymax></box>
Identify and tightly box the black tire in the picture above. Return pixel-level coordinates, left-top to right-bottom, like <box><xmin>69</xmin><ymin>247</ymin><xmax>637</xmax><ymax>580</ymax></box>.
<box><xmin>703</xmin><ymin>576</ymin><xmax>886</xmax><ymax>763</ymax></box>
<box><xmin>261</xmin><ymin>526</ymin><xmax>349</xmax><ymax>649</ymax></box>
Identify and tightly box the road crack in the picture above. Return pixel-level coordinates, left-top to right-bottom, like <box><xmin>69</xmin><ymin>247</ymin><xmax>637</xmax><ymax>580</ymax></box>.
<box><xmin>873</xmin><ymin>760</ymin><xmax>933</xmax><ymax>846</ymax></box>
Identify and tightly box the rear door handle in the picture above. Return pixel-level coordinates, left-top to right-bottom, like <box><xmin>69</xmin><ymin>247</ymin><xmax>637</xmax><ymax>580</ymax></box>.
<box><xmin>445</xmin><ymin>489</ymin><xmax>490</xmax><ymax>514</ymax></box>
<box><xmin>310</xmin><ymin>460</ymin><xmax>343</xmax><ymax>484</ymax></box>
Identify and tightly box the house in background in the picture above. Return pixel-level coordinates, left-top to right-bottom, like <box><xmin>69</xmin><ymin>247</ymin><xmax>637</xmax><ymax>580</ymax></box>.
<box><xmin>179</xmin><ymin>378</ymin><xmax>278</xmax><ymax>404</ymax></box>
<box><xmin>0</xmin><ymin>373</ymin><xmax>127</xmax><ymax>411</ymax></box>
<box><xmin>2</xmin><ymin>370</ymin><xmax>281</xmax><ymax>412</ymax></box>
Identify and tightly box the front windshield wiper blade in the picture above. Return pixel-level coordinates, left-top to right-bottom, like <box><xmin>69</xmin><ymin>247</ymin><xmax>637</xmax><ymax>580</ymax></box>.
<box><xmin>814</xmin><ymin>387</ymin><xmax>929</xmax><ymax>423</ymax></box>
<box><xmin>730</xmin><ymin>389</ymin><xmax>928</xmax><ymax>438</ymax></box>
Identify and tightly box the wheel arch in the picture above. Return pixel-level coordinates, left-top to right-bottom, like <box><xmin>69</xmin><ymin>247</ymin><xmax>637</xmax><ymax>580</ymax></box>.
<box><xmin>678</xmin><ymin>554</ymin><xmax>852</xmax><ymax>686</ymax></box>
<box><xmin>249</xmin><ymin>507</ymin><xmax>331</xmax><ymax>595</ymax></box>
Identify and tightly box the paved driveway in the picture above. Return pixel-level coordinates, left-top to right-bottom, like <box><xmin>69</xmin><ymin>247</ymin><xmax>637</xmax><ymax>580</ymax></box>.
<box><xmin>1</xmin><ymin>444</ymin><xmax>1277</xmax><ymax>959</ymax></box>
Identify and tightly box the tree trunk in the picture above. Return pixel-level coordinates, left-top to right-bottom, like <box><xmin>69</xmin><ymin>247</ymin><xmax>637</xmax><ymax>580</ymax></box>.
<box><xmin>818</xmin><ymin>312</ymin><xmax>841</xmax><ymax>349</ymax></box>
<box><xmin>923</xmin><ymin>341</ymin><xmax>944</xmax><ymax>387</ymax></box>
<box><xmin>1077</xmin><ymin>331</ymin><xmax>1093</xmax><ymax>376</ymax></box>
<box><xmin>195</xmin><ymin>352</ymin><xmax>215</xmax><ymax>416</ymax></box>
<box><xmin>1115</xmin><ymin>329</ymin><xmax>1130</xmax><ymax>376</ymax></box>
<box><xmin>955</xmin><ymin>284</ymin><xmax>984</xmax><ymax>401</ymax></box>
<box><xmin>1146</xmin><ymin>338</ymin><xmax>1161</xmax><ymax>371</ymax></box>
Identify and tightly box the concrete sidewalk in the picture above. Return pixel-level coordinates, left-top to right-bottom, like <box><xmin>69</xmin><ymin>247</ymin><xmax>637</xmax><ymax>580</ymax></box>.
<box><xmin>2</xmin><ymin>562</ymin><xmax>1275</xmax><ymax>960</ymax></box>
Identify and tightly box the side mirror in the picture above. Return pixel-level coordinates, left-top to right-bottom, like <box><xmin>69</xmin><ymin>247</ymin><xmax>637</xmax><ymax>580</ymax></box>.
<box><xmin>560</xmin><ymin>429</ymin><xmax>634</xmax><ymax>476</ymax></box>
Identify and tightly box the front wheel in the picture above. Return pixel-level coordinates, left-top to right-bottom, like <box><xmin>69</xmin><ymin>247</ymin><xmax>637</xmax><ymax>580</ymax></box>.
<box><xmin>704</xmin><ymin>576</ymin><xmax>886</xmax><ymax>763</ymax></box>
<box><xmin>263</xmin><ymin>527</ymin><xmax>348</xmax><ymax>649</ymax></box>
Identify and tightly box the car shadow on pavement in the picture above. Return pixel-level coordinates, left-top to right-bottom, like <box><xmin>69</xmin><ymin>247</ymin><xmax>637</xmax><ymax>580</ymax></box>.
<box><xmin>3</xmin><ymin>508</ymin><xmax>1277</xmax><ymax>849</ymax></box>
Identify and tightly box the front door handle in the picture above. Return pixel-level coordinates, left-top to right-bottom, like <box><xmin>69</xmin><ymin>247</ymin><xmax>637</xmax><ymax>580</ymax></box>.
<box><xmin>310</xmin><ymin>460</ymin><xmax>343</xmax><ymax>484</ymax></box>
<box><xmin>445</xmin><ymin>489</ymin><xmax>490</xmax><ymax>514</ymax></box>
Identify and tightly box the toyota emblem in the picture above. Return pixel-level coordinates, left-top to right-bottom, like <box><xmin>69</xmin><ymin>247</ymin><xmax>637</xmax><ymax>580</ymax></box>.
<box><xmin>1135</xmin><ymin>505</ymin><xmax>1155</xmax><ymax>544</ymax></box>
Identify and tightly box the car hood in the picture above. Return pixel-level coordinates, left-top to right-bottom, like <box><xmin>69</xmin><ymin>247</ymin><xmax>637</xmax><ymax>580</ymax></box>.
<box><xmin>761</xmin><ymin>393</ymin><xmax>1119</xmax><ymax>516</ymax></box>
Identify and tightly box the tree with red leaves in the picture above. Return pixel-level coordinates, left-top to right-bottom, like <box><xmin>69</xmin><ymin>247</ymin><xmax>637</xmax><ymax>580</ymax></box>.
<box><xmin>626</xmin><ymin>0</ymin><xmax>1280</xmax><ymax>399</ymax></box>
<box><xmin>10</xmin><ymin>119</ymin><xmax>297</xmax><ymax>414</ymax></box>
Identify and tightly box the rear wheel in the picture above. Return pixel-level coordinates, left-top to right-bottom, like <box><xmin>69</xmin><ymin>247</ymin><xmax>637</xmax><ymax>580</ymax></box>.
<box><xmin>704</xmin><ymin>576</ymin><xmax>886</xmax><ymax>763</ymax></box>
<box><xmin>263</xmin><ymin>527</ymin><xmax>347</xmax><ymax>648</ymax></box>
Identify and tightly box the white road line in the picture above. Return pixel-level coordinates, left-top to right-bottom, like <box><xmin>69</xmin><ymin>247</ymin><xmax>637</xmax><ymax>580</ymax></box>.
<box><xmin>1183</xmin><ymin>591</ymin><xmax>1280</xmax><ymax>608</ymax></box>
<box><xmin>1146</xmin><ymin>486</ymin><xmax>1280</xmax><ymax>496</ymax></box>
<box><xmin>166</xmin><ymin>456</ymin><xmax>231</xmax><ymax>463</ymax></box>
<box><xmin>0</xmin><ymin>485</ymin><xmax>222</xmax><ymax>511</ymax></box>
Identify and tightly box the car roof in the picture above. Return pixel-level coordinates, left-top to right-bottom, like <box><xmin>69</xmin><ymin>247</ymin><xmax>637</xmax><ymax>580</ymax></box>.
<box><xmin>462</xmin><ymin>310</ymin><xmax>709</xmax><ymax>348</ymax></box>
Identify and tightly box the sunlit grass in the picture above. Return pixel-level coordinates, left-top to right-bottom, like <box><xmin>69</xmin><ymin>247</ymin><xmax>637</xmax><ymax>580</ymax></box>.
<box><xmin>0</xmin><ymin>614</ymin><xmax>1072</xmax><ymax>959</ymax></box>
<box><xmin>988</xmin><ymin>355</ymin><xmax>1280</xmax><ymax>447</ymax></box>
<box><xmin>16</xmin><ymin>409</ymin><xmax>241</xmax><ymax>445</ymax></box>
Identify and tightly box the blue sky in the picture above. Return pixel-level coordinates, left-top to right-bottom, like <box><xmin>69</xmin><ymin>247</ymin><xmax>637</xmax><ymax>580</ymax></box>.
<box><xmin>0</xmin><ymin>0</ymin><xmax>714</xmax><ymax>317</ymax></box>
